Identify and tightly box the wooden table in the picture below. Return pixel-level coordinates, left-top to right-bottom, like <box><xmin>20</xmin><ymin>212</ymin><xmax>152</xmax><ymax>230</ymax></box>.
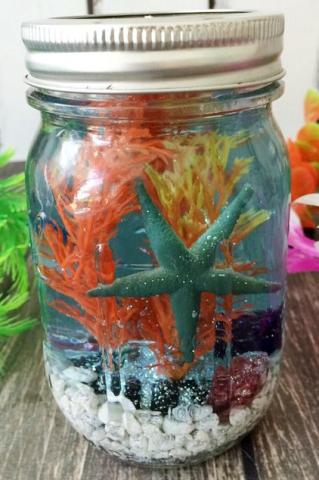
<box><xmin>0</xmin><ymin>273</ymin><xmax>318</xmax><ymax>480</ymax></box>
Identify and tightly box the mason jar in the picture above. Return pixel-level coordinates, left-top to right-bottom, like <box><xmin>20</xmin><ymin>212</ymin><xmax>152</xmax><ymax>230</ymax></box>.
<box><xmin>22</xmin><ymin>12</ymin><xmax>289</xmax><ymax>467</ymax></box>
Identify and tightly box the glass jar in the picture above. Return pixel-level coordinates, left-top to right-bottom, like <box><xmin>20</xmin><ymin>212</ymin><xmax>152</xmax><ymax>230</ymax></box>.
<box><xmin>22</xmin><ymin>12</ymin><xmax>289</xmax><ymax>467</ymax></box>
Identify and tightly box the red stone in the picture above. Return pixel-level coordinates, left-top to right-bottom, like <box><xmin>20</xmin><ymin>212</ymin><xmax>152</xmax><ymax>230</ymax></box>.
<box><xmin>208</xmin><ymin>353</ymin><xmax>269</xmax><ymax>419</ymax></box>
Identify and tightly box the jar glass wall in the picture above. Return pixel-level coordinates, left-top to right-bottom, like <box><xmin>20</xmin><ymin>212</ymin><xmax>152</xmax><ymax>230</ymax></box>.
<box><xmin>26</xmin><ymin>86</ymin><xmax>289</xmax><ymax>466</ymax></box>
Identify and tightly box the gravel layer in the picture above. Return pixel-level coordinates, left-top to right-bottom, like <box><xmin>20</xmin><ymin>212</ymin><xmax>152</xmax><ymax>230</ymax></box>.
<box><xmin>47</xmin><ymin>356</ymin><xmax>280</xmax><ymax>466</ymax></box>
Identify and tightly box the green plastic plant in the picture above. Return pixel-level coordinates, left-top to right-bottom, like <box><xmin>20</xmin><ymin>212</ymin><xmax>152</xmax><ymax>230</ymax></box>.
<box><xmin>0</xmin><ymin>148</ymin><xmax>36</xmax><ymax>340</ymax></box>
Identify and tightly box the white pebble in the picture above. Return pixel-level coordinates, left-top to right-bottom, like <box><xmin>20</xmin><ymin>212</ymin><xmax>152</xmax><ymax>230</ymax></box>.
<box><xmin>148</xmin><ymin>434</ymin><xmax>162</xmax><ymax>452</ymax></box>
<box><xmin>163</xmin><ymin>417</ymin><xmax>194</xmax><ymax>436</ymax></box>
<box><xmin>100</xmin><ymin>438</ymin><xmax>127</xmax><ymax>453</ymax></box>
<box><xmin>251</xmin><ymin>394</ymin><xmax>268</xmax><ymax>411</ymax></box>
<box><xmin>171</xmin><ymin>405</ymin><xmax>193</xmax><ymax>424</ymax></box>
<box><xmin>174</xmin><ymin>434</ymin><xmax>192</xmax><ymax>448</ymax></box>
<box><xmin>123</xmin><ymin>412</ymin><xmax>142</xmax><ymax>435</ymax></box>
<box><xmin>49</xmin><ymin>360</ymin><xmax>278</xmax><ymax>463</ymax></box>
<box><xmin>97</xmin><ymin>403</ymin><xmax>109</xmax><ymax>424</ymax></box>
<box><xmin>64</xmin><ymin>387</ymin><xmax>76</xmax><ymax>400</ymax></box>
<box><xmin>83</xmin><ymin>395</ymin><xmax>99</xmax><ymax>415</ymax></box>
<box><xmin>105</xmin><ymin>424</ymin><xmax>126</xmax><ymax>441</ymax></box>
<box><xmin>192</xmin><ymin>405</ymin><xmax>213</xmax><ymax>421</ymax></box>
<box><xmin>148</xmin><ymin>433</ymin><xmax>175</xmax><ymax>452</ymax></box>
<box><xmin>136</xmin><ymin>410</ymin><xmax>162</xmax><ymax>424</ymax></box>
<box><xmin>162</xmin><ymin>435</ymin><xmax>177</xmax><ymax>451</ymax></box>
<box><xmin>135</xmin><ymin>411</ymin><xmax>151</xmax><ymax>424</ymax></box>
<box><xmin>172</xmin><ymin>447</ymin><xmax>188</xmax><ymax>458</ymax></box>
<box><xmin>129</xmin><ymin>435</ymin><xmax>148</xmax><ymax>452</ymax></box>
<box><xmin>107</xmin><ymin>402</ymin><xmax>123</xmax><ymax>424</ymax></box>
<box><xmin>100</xmin><ymin>438</ymin><xmax>113</xmax><ymax>451</ymax></box>
<box><xmin>142</xmin><ymin>423</ymin><xmax>161</xmax><ymax>437</ymax></box>
<box><xmin>98</xmin><ymin>402</ymin><xmax>123</xmax><ymax>424</ymax></box>
<box><xmin>121</xmin><ymin>396</ymin><xmax>136</xmax><ymax>412</ymax></box>
<box><xmin>186</xmin><ymin>430</ymin><xmax>210</xmax><ymax>453</ymax></box>
<box><xmin>65</xmin><ymin>383</ymin><xmax>93</xmax><ymax>403</ymax></box>
<box><xmin>50</xmin><ymin>374</ymin><xmax>65</xmax><ymax>396</ymax></box>
<box><xmin>91</xmin><ymin>428</ymin><xmax>106</xmax><ymax>445</ymax></box>
<box><xmin>196</xmin><ymin>413</ymin><xmax>219</xmax><ymax>433</ymax></box>
<box><xmin>76</xmin><ymin>383</ymin><xmax>95</xmax><ymax>397</ymax></box>
<box><xmin>136</xmin><ymin>411</ymin><xmax>162</xmax><ymax>427</ymax></box>
<box><xmin>87</xmin><ymin>414</ymin><xmax>103</xmax><ymax>429</ymax></box>
<box><xmin>149</xmin><ymin>412</ymin><xmax>163</xmax><ymax>428</ymax></box>
<box><xmin>229</xmin><ymin>407</ymin><xmax>250</xmax><ymax>427</ymax></box>
<box><xmin>96</xmin><ymin>394</ymin><xmax>107</xmax><ymax>405</ymax></box>
<box><xmin>151</xmin><ymin>450</ymin><xmax>170</xmax><ymax>460</ymax></box>
<box><xmin>70</xmin><ymin>401</ymin><xmax>84</xmax><ymax>418</ymax></box>
<box><xmin>63</xmin><ymin>366</ymin><xmax>98</xmax><ymax>384</ymax></box>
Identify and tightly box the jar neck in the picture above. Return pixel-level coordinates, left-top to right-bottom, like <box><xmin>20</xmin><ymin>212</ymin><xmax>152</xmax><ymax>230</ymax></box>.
<box><xmin>27</xmin><ymin>82</ymin><xmax>283</xmax><ymax>125</ymax></box>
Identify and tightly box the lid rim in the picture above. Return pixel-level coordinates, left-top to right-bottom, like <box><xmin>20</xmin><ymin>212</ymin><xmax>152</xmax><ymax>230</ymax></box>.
<box><xmin>25</xmin><ymin>71</ymin><xmax>285</xmax><ymax>95</ymax></box>
<box><xmin>22</xmin><ymin>11</ymin><xmax>285</xmax><ymax>93</ymax></box>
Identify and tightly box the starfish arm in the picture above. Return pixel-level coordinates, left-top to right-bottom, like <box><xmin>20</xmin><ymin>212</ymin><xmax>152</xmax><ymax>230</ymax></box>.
<box><xmin>190</xmin><ymin>184</ymin><xmax>253</xmax><ymax>269</ymax></box>
<box><xmin>136</xmin><ymin>181</ymin><xmax>193</xmax><ymax>270</ymax></box>
<box><xmin>195</xmin><ymin>269</ymin><xmax>281</xmax><ymax>295</ymax></box>
<box><xmin>170</xmin><ymin>286</ymin><xmax>201</xmax><ymax>363</ymax></box>
<box><xmin>88</xmin><ymin>267</ymin><xmax>182</xmax><ymax>298</ymax></box>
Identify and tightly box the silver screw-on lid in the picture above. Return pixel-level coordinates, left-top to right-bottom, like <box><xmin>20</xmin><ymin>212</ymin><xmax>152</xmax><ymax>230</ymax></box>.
<box><xmin>21</xmin><ymin>11</ymin><xmax>285</xmax><ymax>94</ymax></box>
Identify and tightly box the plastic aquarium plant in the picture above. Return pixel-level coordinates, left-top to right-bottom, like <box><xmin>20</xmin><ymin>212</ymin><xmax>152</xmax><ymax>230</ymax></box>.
<box><xmin>288</xmin><ymin>89</ymin><xmax>319</xmax><ymax>228</ymax></box>
<box><xmin>287</xmin><ymin>88</ymin><xmax>319</xmax><ymax>271</ymax></box>
<box><xmin>0</xmin><ymin>148</ymin><xmax>36</xmax><ymax>341</ymax></box>
<box><xmin>35</xmin><ymin>124</ymin><xmax>275</xmax><ymax>380</ymax></box>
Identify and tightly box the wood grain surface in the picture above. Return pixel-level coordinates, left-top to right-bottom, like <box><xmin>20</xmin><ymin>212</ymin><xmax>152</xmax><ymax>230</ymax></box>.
<box><xmin>0</xmin><ymin>273</ymin><xmax>318</xmax><ymax>480</ymax></box>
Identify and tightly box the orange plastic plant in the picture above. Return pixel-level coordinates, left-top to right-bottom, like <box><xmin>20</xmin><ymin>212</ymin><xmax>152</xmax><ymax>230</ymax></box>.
<box><xmin>288</xmin><ymin>89</ymin><xmax>319</xmax><ymax>228</ymax></box>
<box><xmin>36</xmin><ymin>97</ymin><xmax>271</xmax><ymax>380</ymax></box>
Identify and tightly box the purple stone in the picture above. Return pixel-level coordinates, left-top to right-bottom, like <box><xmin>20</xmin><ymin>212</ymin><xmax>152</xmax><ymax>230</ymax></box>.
<box><xmin>231</xmin><ymin>305</ymin><xmax>283</xmax><ymax>356</ymax></box>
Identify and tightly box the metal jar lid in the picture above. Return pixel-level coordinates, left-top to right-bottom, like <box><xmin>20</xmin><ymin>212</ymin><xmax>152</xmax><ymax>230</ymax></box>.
<box><xmin>21</xmin><ymin>11</ymin><xmax>285</xmax><ymax>94</ymax></box>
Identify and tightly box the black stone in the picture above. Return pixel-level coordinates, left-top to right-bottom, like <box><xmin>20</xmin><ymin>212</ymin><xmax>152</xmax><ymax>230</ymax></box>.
<box><xmin>71</xmin><ymin>357</ymin><xmax>86</xmax><ymax>368</ymax></box>
<box><xmin>214</xmin><ymin>339</ymin><xmax>227</xmax><ymax>359</ymax></box>
<box><xmin>111</xmin><ymin>372</ymin><xmax>121</xmax><ymax>396</ymax></box>
<box><xmin>124</xmin><ymin>376</ymin><xmax>141</xmax><ymax>409</ymax></box>
<box><xmin>178</xmin><ymin>379</ymin><xmax>209</xmax><ymax>405</ymax></box>
<box><xmin>70</xmin><ymin>354</ymin><xmax>106</xmax><ymax>392</ymax></box>
<box><xmin>71</xmin><ymin>354</ymin><xmax>102</xmax><ymax>373</ymax></box>
<box><xmin>91</xmin><ymin>375</ymin><xmax>106</xmax><ymax>395</ymax></box>
<box><xmin>150</xmin><ymin>379</ymin><xmax>179</xmax><ymax>414</ymax></box>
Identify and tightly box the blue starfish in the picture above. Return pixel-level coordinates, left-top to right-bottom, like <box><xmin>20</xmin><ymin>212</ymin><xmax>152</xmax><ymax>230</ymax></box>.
<box><xmin>89</xmin><ymin>182</ymin><xmax>279</xmax><ymax>362</ymax></box>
